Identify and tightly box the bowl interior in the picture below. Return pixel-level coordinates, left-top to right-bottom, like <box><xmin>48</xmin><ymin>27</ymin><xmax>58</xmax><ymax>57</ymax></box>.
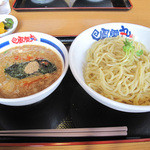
<box><xmin>69</xmin><ymin>23</ymin><xmax>150</xmax><ymax>113</ymax></box>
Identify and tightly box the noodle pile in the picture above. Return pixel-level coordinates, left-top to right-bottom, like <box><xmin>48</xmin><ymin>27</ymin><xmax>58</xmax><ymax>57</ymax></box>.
<box><xmin>84</xmin><ymin>36</ymin><xmax>150</xmax><ymax>105</ymax></box>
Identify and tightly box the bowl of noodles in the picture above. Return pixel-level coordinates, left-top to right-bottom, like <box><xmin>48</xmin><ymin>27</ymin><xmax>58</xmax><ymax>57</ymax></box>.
<box><xmin>0</xmin><ymin>32</ymin><xmax>68</xmax><ymax>106</ymax></box>
<box><xmin>69</xmin><ymin>23</ymin><xmax>150</xmax><ymax>113</ymax></box>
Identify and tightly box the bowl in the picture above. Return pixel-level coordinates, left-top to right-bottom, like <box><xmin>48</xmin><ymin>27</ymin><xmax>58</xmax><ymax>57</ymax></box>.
<box><xmin>0</xmin><ymin>14</ymin><xmax>18</xmax><ymax>38</ymax></box>
<box><xmin>69</xmin><ymin>22</ymin><xmax>150</xmax><ymax>113</ymax></box>
<box><xmin>0</xmin><ymin>32</ymin><xmax>68</xmax><ymax>106</ymax></box>
<box><xmin>31</xmin><ymin>0</ymin><xmax>54</xmax><ymax>4</ymax></box>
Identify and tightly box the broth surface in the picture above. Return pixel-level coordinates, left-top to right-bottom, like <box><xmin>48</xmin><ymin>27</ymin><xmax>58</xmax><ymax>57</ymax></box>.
<box><xmin>0</xmin><ymin>45</ymin><xmax>63</xmax><ymax>98</ymax></box>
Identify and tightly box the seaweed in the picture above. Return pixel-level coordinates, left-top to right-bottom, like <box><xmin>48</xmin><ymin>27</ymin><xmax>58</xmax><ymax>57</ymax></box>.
<box><xmin>4</xmin><ymin>59</ymin><xmax>57</xmax><ymax>79</ymax></box>
<box><xmin>5</xmin><ymin>62</ymin><xmax>29</xmax><ymax>79</ymax></box>
<box><xmin>37</xmin><ymin>59</ymin><xmax>57</xmax><ymax>74</ymax></box>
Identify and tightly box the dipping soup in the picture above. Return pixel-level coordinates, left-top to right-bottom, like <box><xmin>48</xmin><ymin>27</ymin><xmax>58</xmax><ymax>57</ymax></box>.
<box><xmin>0</xmin><ymin>45</ymin><xmax>63</xmax><ymax>98</ymax></box>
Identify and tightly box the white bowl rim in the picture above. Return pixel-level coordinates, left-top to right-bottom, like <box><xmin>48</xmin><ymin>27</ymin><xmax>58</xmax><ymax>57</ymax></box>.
<box><xmin>69</xmin><ymin>22</ymin><xmax>150</xmax><ymax>113</ymax></box>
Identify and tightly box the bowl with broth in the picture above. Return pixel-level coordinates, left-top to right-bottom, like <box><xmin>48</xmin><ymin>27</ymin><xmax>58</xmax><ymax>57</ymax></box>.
<box><xmin>0</xmin><ymin>32</ymin><xmax>68</xmax><ymax>106</ymax></box>
<box><xmin>69</xmin><ymin>23</ymin><xmax>150</xmax><ymax>113</ymax></box>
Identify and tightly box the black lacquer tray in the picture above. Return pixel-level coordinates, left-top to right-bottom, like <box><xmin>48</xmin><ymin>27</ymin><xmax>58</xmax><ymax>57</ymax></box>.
<box><xmin>12</xmin><ymin>0</ymin><xmax>133</xmax><ymax>11</ymax></box>
<box><xmin>0</xmin><ymin>37</ymin><xmax>150</xmax><ymax>143</ymax></box>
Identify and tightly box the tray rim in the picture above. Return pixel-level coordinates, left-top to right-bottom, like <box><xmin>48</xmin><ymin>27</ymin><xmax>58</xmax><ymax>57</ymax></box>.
<box><xmin>12</xmin><ymin>0</ymin><xmax>133</xmax><ymax>11</ymax></box>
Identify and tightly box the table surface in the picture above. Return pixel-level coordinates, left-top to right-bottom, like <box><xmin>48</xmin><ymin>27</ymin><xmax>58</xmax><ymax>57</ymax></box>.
<box><xmin>10</xmin><ymin>0</ymin><xmax>150</xmax><ymax>36</ymax></box>
<box><xmin>1</xmin><ymin>0</ymin><xmax>150</xmax><ymax>149</ymax></box>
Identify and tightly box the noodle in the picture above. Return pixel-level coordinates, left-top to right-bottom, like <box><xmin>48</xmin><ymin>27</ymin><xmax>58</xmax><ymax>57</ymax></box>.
<box><xmin>84</xmin><ymin>36</ymin><xmax>150</xmax><ymax>105</ymax></box>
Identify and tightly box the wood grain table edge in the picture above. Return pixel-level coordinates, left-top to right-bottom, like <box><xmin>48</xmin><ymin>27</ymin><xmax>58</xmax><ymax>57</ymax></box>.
<box><xmin>0</xmin><ymin>138</ymin><xmax>150</xmax><ymax>147</ymax></box>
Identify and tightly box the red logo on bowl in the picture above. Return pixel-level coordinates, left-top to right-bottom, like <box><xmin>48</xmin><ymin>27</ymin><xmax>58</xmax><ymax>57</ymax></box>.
<box><xmin>11</xmin><ymin>34</ymin><xmax>37</xmax><ymax>44</ymax></box>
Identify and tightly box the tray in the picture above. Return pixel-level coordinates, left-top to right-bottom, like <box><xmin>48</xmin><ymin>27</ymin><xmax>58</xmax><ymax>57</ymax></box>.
<box><xmin>12</xmin><ymin>0</ymin><xmax>133</xmax><ymax>11</ymax></box>
<box><xmin>0</xmin><ymin>37</ymin><xmax>150</xmax><ymax>143</ymax></box>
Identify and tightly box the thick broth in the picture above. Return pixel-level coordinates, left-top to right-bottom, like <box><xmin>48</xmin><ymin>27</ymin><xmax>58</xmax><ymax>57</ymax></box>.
<box><xmin>0</xmin><ymin>45</ymin><xmax>63</xmax><ymax>98</ymax></box>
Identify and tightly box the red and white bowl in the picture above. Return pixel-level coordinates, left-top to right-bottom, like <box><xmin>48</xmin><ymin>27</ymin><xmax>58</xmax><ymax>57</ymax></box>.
<box><xmin>69</xmin><ymin>23</ymin><xmax>150</xmax><ymax>113</ymax></box>
<box><xmin>0</xmin><ymin>32</ymin><xmax>69</xmax><ymax>106</ymax></box>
